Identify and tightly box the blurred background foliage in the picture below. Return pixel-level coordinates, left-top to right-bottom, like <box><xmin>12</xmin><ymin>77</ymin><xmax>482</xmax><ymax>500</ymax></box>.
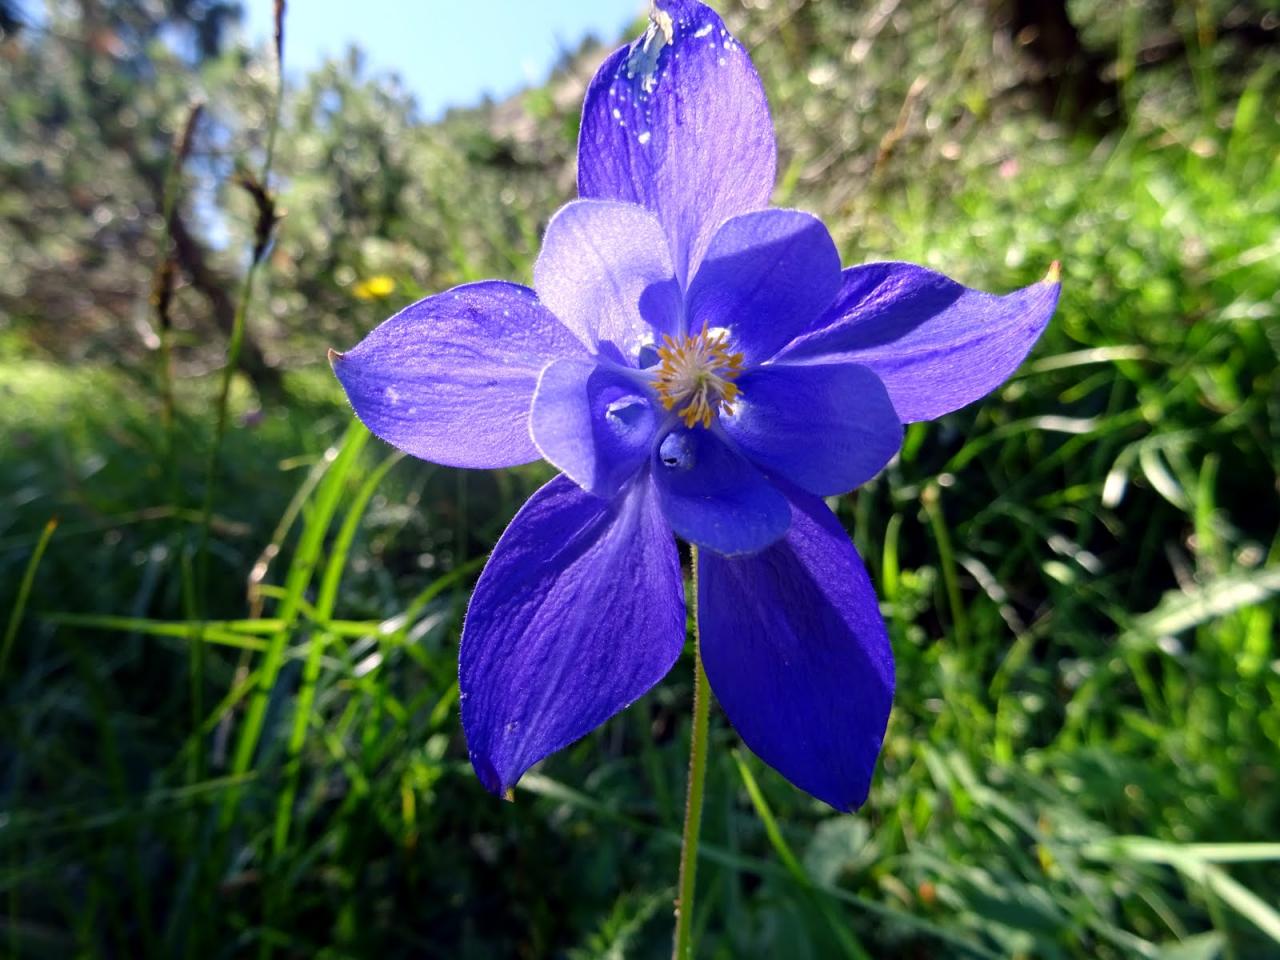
<box><xmin>1</xmin><ymin>0</ymin><xmax>1279</xmax><ymax>957</ymax></box>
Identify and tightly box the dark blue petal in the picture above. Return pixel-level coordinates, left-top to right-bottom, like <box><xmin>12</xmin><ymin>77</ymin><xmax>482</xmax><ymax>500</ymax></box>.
<box><xmin>722</xmin><ymin>362</ymin><xmax>902</xmax><ymax>496</ymax></box>
<box><xmin>578</xmin><ymin>0</ymin><xmax>776</xmax><ymax>286</ymax></box>
<box><xmin>534</xmin><ymin>200</ymin><xmax>682</xmax><ymax>362</ymax></box>
<box><xmin>698</xmin><ymin>492</ymin><xmax>894</xmax><ymax>811</ymax></box>
<box><xmin>777</xmin><ymin>263</ymin><xmax>1061</xmax><ymax>423</ymax></box>
<box><xmin>652</xmin><ymin>426</ymin><xmax>790</xmax><ymax>555</ymax></box>
<box><xmin>461</xmin><ymin>475</ymin><xmax>684</xmax><ymax>797</ymax></box>
<box><xmin>686</xmin><ymin>209</ymin><xmax>841</xmax><ymax>363</ymax></box>
<box><xmin>332</xmin><ymin>281</ymin><xmax>587</xmax><ymax>468</ymax></box>
<box><xmin>531</xmin><ymin>360</ymin><xmax>658</xmax><ymax>498</ymax></box>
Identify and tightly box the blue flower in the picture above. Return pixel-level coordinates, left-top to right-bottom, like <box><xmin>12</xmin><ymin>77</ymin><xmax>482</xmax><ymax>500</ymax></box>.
<box><xmin>331</xmin><ymin>0</ymin><xmax>1059</xmax><ymax>811</ymax></box>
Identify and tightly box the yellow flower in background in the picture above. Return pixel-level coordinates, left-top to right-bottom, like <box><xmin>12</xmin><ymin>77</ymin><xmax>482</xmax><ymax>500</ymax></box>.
<box><xmin>352</xmin><ymin>275</ymin><xmax>396</xmax><ymax>300</ymax></box>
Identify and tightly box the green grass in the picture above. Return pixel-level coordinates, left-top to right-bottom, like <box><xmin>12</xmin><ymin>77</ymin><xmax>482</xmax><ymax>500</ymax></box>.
<box><xmin>2</xmin><ymin>2</ymin><xmax>1278</xmax><ymax>957</ymax></box>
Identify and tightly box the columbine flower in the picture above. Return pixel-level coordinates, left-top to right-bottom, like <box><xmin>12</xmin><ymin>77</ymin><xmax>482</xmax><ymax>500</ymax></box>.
<box><xmin>330</xmin><ymin>0</ymin><xmax>1059</xmax><ymax>811</ymax></box>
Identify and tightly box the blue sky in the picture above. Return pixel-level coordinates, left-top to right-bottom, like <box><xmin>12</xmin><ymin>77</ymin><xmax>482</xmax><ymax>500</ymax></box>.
<box><xmin>243</xmin><ymin>0</ymin><xmax>646</xmax><ymax>119</ymax></box>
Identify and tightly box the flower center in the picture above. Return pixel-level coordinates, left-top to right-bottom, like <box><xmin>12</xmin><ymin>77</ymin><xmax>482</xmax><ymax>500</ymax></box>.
<box><xmin>652</xmin><ymin>324</ymin><xmax>745</xmax><ymax>429</ymax></box>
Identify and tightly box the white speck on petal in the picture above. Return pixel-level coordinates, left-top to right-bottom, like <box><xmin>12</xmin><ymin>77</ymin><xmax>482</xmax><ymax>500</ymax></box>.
<box><xmin>638</xmin><ymin>131</ymin><xmax>651</xmax><ymax>145</ymax></box>
<box><xmin>693</xmin><ymin>22</ymin><xmax>713</xmax><ymax>38</ymax></box>
<box><xmin>612</xmin><ymin>107</ymin><xmax>621</xmax><ymax>120</ymax></box>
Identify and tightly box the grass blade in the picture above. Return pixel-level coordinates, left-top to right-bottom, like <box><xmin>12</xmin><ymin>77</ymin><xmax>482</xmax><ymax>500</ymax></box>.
<box><xmin>219</xmin><ymin>421</ymin><xmax>370</xmax><ymax>829</ymax></box>
<box><xmin>733</xmin><ymin>751</ymin><xmax>872</xmax><ymax>960</ymax></box>
<box><xmin>272</xmin><ymin>448</ymin><xmax>402</xmax><ymax>854</ymax></box>
<box><xmin>1</xmin><ymin>516</ymin><xmax>57</xmax><ymax>680</ymax></box>
<box><xmin>1087</xmin><ymin>838</ymin><xmax>1280</xmax><ymax>944</ymax></box>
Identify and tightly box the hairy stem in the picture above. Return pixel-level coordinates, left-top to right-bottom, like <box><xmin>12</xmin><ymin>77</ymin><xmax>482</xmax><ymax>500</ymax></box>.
<box><xmin>673</xmin><ymin>545</ymin><xmax>711</xmax><ymax>960</ymax></box>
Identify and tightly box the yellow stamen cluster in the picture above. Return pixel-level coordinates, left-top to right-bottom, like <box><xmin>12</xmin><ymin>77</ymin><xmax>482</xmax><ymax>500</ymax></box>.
<box><xmin>653</xmin><ymin>324</ymin><xmax>745</xmax><ymax>428</ymax></box>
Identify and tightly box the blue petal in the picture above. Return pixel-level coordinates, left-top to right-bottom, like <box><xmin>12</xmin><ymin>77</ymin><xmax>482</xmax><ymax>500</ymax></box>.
<box><xmin>578</xmin><ymin>0</ymin><xmax>776</xmax><ymax>286</ymax></box>
<box><xmin>531</xmin><ymin>360</ymin><xmax>658</xmax><ymax>498</ymax></box>
<box><xmin>686</xmin><ymin>209</ymin><xmax>841</xmax><ymax>362</ymax></box>
<box><xmin>332</xmin><ymin>281</ymin><xmax>587</xmax><ymax>468</ymax></box>
<box><xmin>652</xmin><ymin>426</ymin><xmax>790</xmax><ymax>555</ymax></box>
<box><xmin>460</xmin><ymin>475</ymin><xmax>684</xmax><ymax>797</ymax></box>
<box><xmin>534</xmin><ymin>200</ymin><xmax>682</xmax><ymax>362</ymax></box>
<box><xmin>722</xmin><ymin>363</ymin><xmax>902</xmax><ymax>496</ymax></box>
<box><xmin>698</xmin><ymin>492</ymin><xmax>894</xmax><ymax>811</ymax></box>
<box><xmin>777</xmin><ymin>263</ymin><xmax>1061</xmax><ymax>423</ymax></box>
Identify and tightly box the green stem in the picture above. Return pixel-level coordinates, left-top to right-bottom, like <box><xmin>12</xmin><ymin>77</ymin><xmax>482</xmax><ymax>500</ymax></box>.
<box><xmin>673</xmin><ymin>545</ymin><xmax>711</xmax><ymax>960</ymax></box>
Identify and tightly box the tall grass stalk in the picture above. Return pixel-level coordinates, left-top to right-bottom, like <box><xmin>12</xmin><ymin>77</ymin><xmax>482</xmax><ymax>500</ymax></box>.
<box><xmin>191</xmin><ymin>0</ymin><xmax>288</xmax><ymax>760</ymax></box>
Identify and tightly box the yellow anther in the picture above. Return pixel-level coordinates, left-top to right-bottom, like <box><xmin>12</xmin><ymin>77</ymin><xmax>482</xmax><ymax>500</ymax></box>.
<box><xmin>652</xmin><ymin>323</ymin><xmax>745</xmax><ymax>429</ymax></box>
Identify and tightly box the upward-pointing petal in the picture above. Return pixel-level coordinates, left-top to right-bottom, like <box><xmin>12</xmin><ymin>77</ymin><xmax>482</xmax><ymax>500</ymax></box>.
<box><xmin>686</xmin><ymin>209</ymin><xmax>841</xmax><ymax>364</ymax></box>
<box><xmin>332</xmin><ymin>281</ymin><xmax>588</xmax><ymax>468</ymax></box>
<box><xmin>534</xmin><ymin>200</ymin><xmax>681</xmax><ymax>361</ymax></box>
<box><xmin>578</xmin><ymin>0</ymin><xmax>776</xmax><ymax>286</ymax></box>
<box><xmin>460</xmin><ymin>475</ymin><xmax>684</xmax><ymax>797</ymax></box>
